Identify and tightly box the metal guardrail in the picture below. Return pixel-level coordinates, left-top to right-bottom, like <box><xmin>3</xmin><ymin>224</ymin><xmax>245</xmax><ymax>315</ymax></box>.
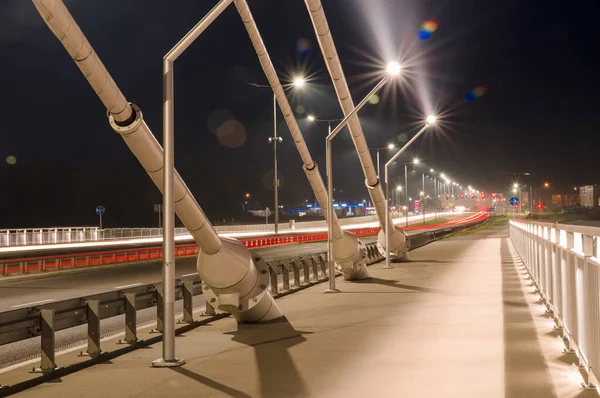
<box><xmin>509</xmin><ymin>219</ymin><xmax>600</xmax><ymax>389</ymax></box>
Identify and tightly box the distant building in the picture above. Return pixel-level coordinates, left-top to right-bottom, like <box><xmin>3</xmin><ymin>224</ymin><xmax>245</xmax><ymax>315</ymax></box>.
<box><xmin>579</xmin><ymin>185</ymin><xmax>600</xmax><ymax>208</ymax></box>
<box><xmin>551</xmin><ymin>193</ymin><xmax>579</xmax><ymax>207</ymax></box>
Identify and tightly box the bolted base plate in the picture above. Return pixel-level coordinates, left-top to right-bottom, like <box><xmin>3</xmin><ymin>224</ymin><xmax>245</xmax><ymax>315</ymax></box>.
<box><xmin>324</xmin><ymin>288</ymin><xmax>341</xmax><ymax>294</ymax></box>
<box><xmin>152</xmin><ymin>358</ymin><xmax>186</xmax><ymax>368</ymax></box>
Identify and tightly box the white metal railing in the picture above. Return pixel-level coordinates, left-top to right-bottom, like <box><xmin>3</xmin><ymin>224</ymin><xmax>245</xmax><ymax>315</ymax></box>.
<box><xmin>509</xmin><ymin>219</ymin><xmax>600</xmax><ymax>389</ymax></box>
<box><xmin>0</xmin><ymin>227</ymin><xmax>100</xmax><ymax>247</ymax></box>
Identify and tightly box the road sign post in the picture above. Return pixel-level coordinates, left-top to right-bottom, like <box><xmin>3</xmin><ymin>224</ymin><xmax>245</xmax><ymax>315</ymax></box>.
<box><xmin>265</xmin><ymin>207</ymin><xmax>271</xmax><ymax>225</ymax></box>
<box><xmin>509</xmin><ymin>197</ymin><xmax>519</xmax><ymax>219</ymax></box>
<box><xmin>95</xmin><ymin>206</ymin><xmax>105</xmax><ymax>230</ymax></box>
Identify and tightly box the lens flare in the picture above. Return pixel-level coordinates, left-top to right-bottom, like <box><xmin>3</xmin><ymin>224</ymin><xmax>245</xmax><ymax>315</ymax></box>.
<box><xmin>465</xmin><ymin>85</ymin><xmax>487</xmax><ymax>102</ymax></box>
<box><xmin>296</xmin><ymin>37</ymin><xmax>311</xmax><ymax>57</ymax></box>
<box><xmin>6</xmin><ymin>155</ymin><xmax>16</xmax><ymax>165</ymax></box>
<box><xmin>368</xmin><ymin>94</ymin><xmax>380</xmax><ymax>105</ymax></box>
<box><xmin>419</xmin><ymin>20</ymin><xmax>438</xmax><ymax>40</ymax></box>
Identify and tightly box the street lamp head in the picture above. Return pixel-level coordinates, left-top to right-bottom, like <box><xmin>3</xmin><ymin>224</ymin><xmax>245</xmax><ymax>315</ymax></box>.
<box><xmin>396</xmin><ymin>186</ymin><xmax>402</xmax><ymax>192</ymax></box>
<box><xmin>513</xmin><ymin>183</ymin><xmax>518</xmax><ymax>189</ymax></box>
<box><xmin>430</xmin><ymin>168</ymin><xmax>434</xmax><ymax>173</ymax></box>
<box><xmin>386</xmin><ymin>61</ymin><xmax>402</xmax><ymax>77</ymax></box>
<box><xmin>293</xmin><ymin>77</ymin><xmax>306</xmax><ymax>88</ymax></box>
<box><xmin>307</xmin><ymin>115</ymin><xmax>315</xmax><ymax>122</ymax></box>
<box><xmin>441</xmin><ymin>173</ymin><xmax>446</xmax><ymax>178</ymax></box>
<box><xmin>544</xmin><ymin>182</ymin><xmax>550</xmax><ymax>188</ymax></box>
<box><xmin>426</xmin><ymin>115</ymin><xmax>437</xmax><ymax>125</ymax></box>
<box><xmin>413</xmin><ymin>158</ymin><xmax>420</xmax><ymax>164</ymax></box>
<box><xmin>387</xmin><ymin>143</ymin><xmax>395</xmax><ymax>149</ymax></box>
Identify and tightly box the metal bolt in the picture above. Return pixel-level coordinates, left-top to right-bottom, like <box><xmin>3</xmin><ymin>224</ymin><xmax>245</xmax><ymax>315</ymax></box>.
<box><xmin>260</xmin><ymin>284</ymin><xmax>266</xmax><ymax>289</ymax></box>
<box><xmin>261</xmin><ymin>269</ymin><xmax>267</xmax><ymax>274</ymax></box>
<box><xmin>254</xmin><ymin>257</ymin><xmax>260</xmax><ymax>262</ymax></box>
<box><xmin>210</xmin><ymin>298</ymin><xmax>216</xmax><ymax>303</ymax></box>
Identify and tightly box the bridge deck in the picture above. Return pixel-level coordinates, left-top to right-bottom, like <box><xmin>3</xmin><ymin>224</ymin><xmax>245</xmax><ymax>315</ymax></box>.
<box><xmin>3</xmin><ymin>222</ymin><xmax>595</xmax><ymax>397</ymax></box>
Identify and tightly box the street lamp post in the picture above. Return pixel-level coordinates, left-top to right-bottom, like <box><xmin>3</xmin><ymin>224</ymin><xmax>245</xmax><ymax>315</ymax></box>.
<box><xmin>385</xmin><ymin>117</ymin><xmax>436</xmax><ymax>269</ymax></box>
<box><xmin>403</xmin><ymin>158</ymin><xmax>419</xmax><ymax>226</ymax></box>
<box><xmin>248</xmin><ymin>79</ymin><xmax>306</xmax><ymax>233</ymax></box>
<box><xmin>156</xmin><ymin>0</ymin><xmax>236</xmax><ymax>368</ymax></box>
<box><xmin>324</xmin><ymin>71</ymin><xmax>397</xmax><ymax>292</ymax></box>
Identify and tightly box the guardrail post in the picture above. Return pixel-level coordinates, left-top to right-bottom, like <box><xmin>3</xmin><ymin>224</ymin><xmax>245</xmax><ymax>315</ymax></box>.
<box><xmin>281</xmin><ymin>261</ymin><xmax>290</xmax><ymax>291</ymax></box>
<box><xmin>79</xmin><ymin>300</ymin><xmax>102</xmax><ymax>357</ymax></box>
<box><xmin>319</xmin><ymin>254</ymin><xmax>328</xmax><ymax>279</ymax></box>
<box><xmin>151</xmin><ymin>283</ymin><xmax>164</xmax><ymax>334</ymax></box>
<box><xmin>120</xmin><ymin>293</ymin><xmax>138</xmax><ymax>344</ymax></box>
<box><xmin>269</xmin><ymin>264</ymin><xmax>279</xmax><ymax>295</ymax></box>
<box><xmin>292</xmin><ymin>259</ymin><xmax>301</xmax><ymax>287</ymax></box>
<box><xmin>31</xmin><ymin>309</ymin><xmax>59</xmax><ymax>373</ymax></box>
<box><xmin>302</xmin><ymin>257</ymin><xmax>310</xmax><ymax>284</ymax></box>
<box><xmin>311</xmin><ymin>256</ymin><xmax>319</xmax><ymax>281</ymax></box>
<box><xmin>180</xmin><ymin>280</ymin><xmax>194</xmax><ymax>324</ymax></box>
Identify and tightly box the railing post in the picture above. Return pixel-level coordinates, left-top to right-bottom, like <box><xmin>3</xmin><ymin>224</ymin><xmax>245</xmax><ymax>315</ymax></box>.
<box><xmin>319</xmin><ymin>254</ymin><xmax>328</xmax><ymax>279</ymax></box>
<box><xmin>269</xmin><ymin>264</ymin><xmax>279</xmax><ymax>295</ymax></box>
<box><xmin>121</xmin><ymin>293</ymin><xmax>138</xmax><ymax>344</ymax></box>
<box><xmin>292</xmin><ymin>259</ymin><xmax>301</xmax><ymax>288</ymax></box>
<box><xmin>281</xmin><ymin>261</ymin><xmax>290</xmax><ymax>291</ymax></box>
<box><xmin>302</xmin><ymin>257</ymin><xmax>310</xmax><ymax>284</ymax></box>
<box><xmin>180</xmin><ymin>280</ymin><xmax>194</xmax><ymax>324</ymax></box>
<box><xmin>202</xmin><ymin>300</ymin><xmax>216</xmax><ymax>316</ymax></box>
<box><xmin>79</xmin><ymin>300</ymin><xmax>102</xmax><ymax>357</ymax></box>
<box><xmin>151</xmin><ymin>283</ymin><xmax>164</xmax><ymax>334</ymax></box>
<box><xmin>31</xmin><ymin>309</ymin><xmax>59</xmax><ymax>373</ymax></box>
<box><xmin>311</xmin><ymin>256</ymin><xmax>319</xmax><ymax>281</ymax></box>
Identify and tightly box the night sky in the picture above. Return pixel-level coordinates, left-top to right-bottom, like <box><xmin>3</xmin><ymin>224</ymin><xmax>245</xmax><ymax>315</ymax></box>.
<box><xmin>1</xmin><ymin>0</ymin><xmax>598</xmax><ymax>229</ymax></box>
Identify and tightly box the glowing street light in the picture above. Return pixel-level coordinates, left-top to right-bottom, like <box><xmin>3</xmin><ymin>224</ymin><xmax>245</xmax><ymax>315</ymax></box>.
<box><xmin>430</xmin><ymin>168</ymin><xmax>434</xmax><ymax>173</ymax></box>
<box><xmin>386</xmin><ymin>61</ymin><xmax>402</xmax><ymax>76</ymax></box>
<box><xmin>307</xmin><ymin>114</ymin><xmax>315</xmax><ymax>122</ymax></box>
<box><xmin>293</xmin><ymin>77</ymin><xmax>306</xmax><ymax>88</ymax></box>
<box><xmin>387</xmin><ymin>143</ymin><xmax>395</xmax><ymax>149</ymax></box>
<box><xmin>426</xmin><ymin>115</ymin><xmax>437</xmax><ymax>125</ymax></box>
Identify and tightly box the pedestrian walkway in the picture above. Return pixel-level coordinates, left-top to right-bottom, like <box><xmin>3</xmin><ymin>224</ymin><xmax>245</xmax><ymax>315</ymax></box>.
<box><xmin>3</xmin><ymin>222</ymin><xmax>597</xmax><ymax>397</ymax></box>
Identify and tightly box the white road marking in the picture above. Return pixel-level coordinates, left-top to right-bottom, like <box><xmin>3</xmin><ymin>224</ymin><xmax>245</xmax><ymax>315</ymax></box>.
<box><xmin>113</xmin><ymin>282</ymin><xmax>142</xmax><ymax>289</ymax></box>
<box><xmin>11</xmin><ymin>298</ymin><xmax>55</xmax><ymax>308</ymax></box>
<box><xmin>180</xmin><ymin>272</ymin><xmax>197</xmax><ymax>278</ymax></box>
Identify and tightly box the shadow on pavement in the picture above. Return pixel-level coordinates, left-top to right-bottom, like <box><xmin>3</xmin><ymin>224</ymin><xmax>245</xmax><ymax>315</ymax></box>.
<box><xmin>501</xmin><ymin>239</ymin><xmax>557</xmax><ymax>398</ymax></box>
<box><xmin>171</xmin><ymin>367</ymin><xmax>253</xmax><ymax>398</ymax></box>
<box><xmin>351</xmin><ymin>277</ymin><xmax>449</xmax><ymax>294</ymax></box>
<box><xmin>225</xmin><ymin>316</ymin><xmax>310</xmax><ymax>398</ymax></box>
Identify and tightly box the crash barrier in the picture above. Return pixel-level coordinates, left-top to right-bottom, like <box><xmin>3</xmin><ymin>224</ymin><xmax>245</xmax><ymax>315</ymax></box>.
<box><xmin>510</xmin><ymin>220</ymin><xmax>600</xmax><ymax>389</ymax></box>
<box><xmin>1</xmin><ymin>212</ymin><xmax>488</xmax><ymax>278</ymax></box>
<box><xmin>0</xmin><ymin>217</ymin><xmax>491</xmax><ymax>383</ymax></box>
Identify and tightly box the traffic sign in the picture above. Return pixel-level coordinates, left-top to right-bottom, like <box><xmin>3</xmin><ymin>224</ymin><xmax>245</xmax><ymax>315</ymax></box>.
<box><xmin>265</xmin><ymin>207</ymin><xmax>272</xmax><ymax>216</ymax></box>
<box><xmin>509</xmin><ymin>197</ymin><xmax>519</xmax><ymax>206</ymax></box>
<box><xmin>96</xmin><ymin>205</ymin><xmax>105</xmax><ymax>216</ymax></box>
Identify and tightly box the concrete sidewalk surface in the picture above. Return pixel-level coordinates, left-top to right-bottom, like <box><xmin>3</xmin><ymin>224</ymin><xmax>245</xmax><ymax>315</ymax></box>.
<box><xmin>2</xmin><ymin>222</ymin><xmax>597</xmax><ymax>397</ymax></box>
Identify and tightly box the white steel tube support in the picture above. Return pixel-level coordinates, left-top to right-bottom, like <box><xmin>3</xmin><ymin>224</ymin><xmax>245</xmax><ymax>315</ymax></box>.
<box><xmin>234</xmin><ymin>0</ymin><xmax>368</xmax><ymax>281</ymax></box>
<box><xmin>33</xmin><ymin>0</ymin><xmax>284</xmax><ymax>327</ymax></box>
<box><xmin>385</xmin><ymin>124</ymin><xmax>430</xmax><ymax>269</ymax></box>
<box><xmin>304</xmin><ymin>0</ymin><xmax>409</xmax><ymax>259</ymax></box>
<box><xmin>377</xmin><ymin>151</ymin><xmax>380</xmax><ymax>179</ymax></box>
